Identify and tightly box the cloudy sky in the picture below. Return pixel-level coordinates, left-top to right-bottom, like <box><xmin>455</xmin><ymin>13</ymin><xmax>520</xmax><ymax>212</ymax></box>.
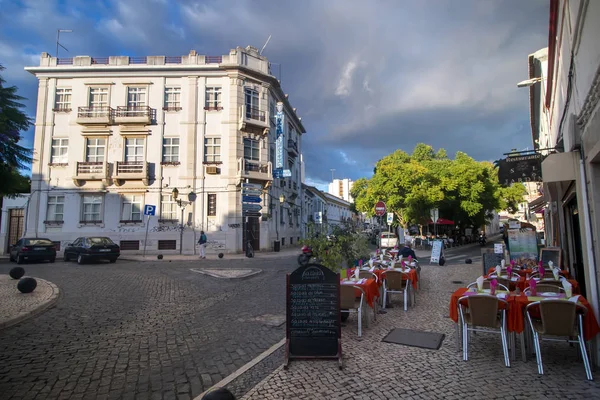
<box><xmin>0</xmin><ymin>0</ymin><xmax>549</xmax><ymax>189</ymax></box>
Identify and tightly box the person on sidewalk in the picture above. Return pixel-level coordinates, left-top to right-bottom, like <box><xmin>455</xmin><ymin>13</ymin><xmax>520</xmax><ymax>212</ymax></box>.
<box><xmin>399</xmin><ymin>242</ymin><xmax>418</xmax><ymax>260</ymax></box>
<box><xmin>198</xmin><ymin>231</ymin><xmax>207</xmax><ymax>259</ymax></box>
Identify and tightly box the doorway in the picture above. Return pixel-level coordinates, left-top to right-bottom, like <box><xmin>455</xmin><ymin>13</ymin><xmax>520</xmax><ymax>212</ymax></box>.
<box><xmin>7</xmin><ymin>208</ymin><xmax>24</xmax><ymax>252</ymax></box>
<box><xmin>243</xmin><ymin>217</ymin><xmax>260</xmax><ymax>252</ymax></box>
<box><xmin>566</xmin><ymin>198</ymin><xmax>586</xmax><ymax>297</ymax></box>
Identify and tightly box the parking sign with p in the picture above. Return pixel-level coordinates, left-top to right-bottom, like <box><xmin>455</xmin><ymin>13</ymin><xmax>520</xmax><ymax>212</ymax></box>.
<box><xmin>144</xmin><ymin>205</ymin><xmax>156</xmax><ymax>216</ymax></box>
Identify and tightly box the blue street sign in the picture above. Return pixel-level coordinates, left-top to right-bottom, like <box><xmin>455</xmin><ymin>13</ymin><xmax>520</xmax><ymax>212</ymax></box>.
<box><xmin>242</xmin><ymin>195</ymin><xmax>262</xmax><ymax>203</ymax></box>
<box><xmin>242</xmin><ymin>188</ymin><xmax>262</xmax><ymax>195</ymax></box>
<box><xmin>282</xmin><ymin>169</ymin><xmax>292</xmax><ymax>178</ymax></box>
<box><xmin>273</xmin><ymin>168</ymin><xmax>283</xmax><ymax>178</ymax></box>
<box><xmin>143</xmin><ymin>205</ymin><xmax>156</xmax><ymax>216</ymax></box>
<box><xmin>242</xmin><ymin>203</ymin><xmax>262</xmax><ymax>212</ymax></box>
<box><xmin>242</xmin><ymin>182</ymin><xmax>263</xmax><ymax>190</ymax></box>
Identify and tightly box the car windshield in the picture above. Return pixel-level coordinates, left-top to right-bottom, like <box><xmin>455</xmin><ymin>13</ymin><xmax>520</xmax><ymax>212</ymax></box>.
<box><xmin>87</xmin><ymin>237</ymin><xmax>115</xmax><ymax>245</ymax></box>
<box><xmin>24</xmin><ymin>239</ymin><xmax>54</xmax><ymax>246</ymax></box>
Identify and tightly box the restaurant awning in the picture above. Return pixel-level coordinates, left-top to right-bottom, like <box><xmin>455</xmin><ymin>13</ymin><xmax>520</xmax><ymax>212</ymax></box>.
<box><xmin>529</xmin><ymin>195</ymin><xmax>546</xmax><ymax>213</ymax></box>
<box><xmin>426</xmin><ymin>218</ymin><xmax>455</xmax><ymax>225</ymax></box>
<box><xmin>541</xmin><ymin>151</ymin><xmax>577</xmax><ymax>183</ymax></box>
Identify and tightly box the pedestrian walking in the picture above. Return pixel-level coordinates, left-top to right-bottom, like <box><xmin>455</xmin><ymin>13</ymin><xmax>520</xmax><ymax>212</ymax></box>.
<box><xmin>198</xmin><ymin>230</ymin><xmax>207</xmax><ymax>259</ymax></box>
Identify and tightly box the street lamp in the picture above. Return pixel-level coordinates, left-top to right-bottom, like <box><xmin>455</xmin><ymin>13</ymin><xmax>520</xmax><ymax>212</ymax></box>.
<box><xmin>516</xmin><ymin>77</ymin><xmax>543</xmax><ymax>88</ymax></box>
<box><xmin>172</xmin><ymin>188</ymin><xmax>197</xmax><ymax>254</ymax></box>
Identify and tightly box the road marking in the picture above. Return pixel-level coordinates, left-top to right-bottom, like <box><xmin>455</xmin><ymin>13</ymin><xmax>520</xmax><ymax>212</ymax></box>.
<box><xmin>193</xmin><ymin>337</ymin><xmax>285</xmax><ymax>400</ymax></box>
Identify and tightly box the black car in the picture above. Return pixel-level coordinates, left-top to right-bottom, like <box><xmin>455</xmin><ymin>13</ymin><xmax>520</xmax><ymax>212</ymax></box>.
<box><xmin>9</xmin><ymin>238</ymin><xmax>57</xmax><ymax>264</ymax></box>
<box><xmin>63</xmin><ymin>237</ymin><xmax>120</xmax><ymax>264</ymax></box>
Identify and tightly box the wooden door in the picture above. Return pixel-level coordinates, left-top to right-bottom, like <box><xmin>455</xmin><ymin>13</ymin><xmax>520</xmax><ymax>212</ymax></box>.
<box><xmin>7</xmin><ymin>208</ymin><xmax>24</xmax><ymax>252</ymax></box>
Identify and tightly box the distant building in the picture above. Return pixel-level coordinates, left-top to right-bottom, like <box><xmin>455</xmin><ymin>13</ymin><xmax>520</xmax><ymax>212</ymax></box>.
<box><xmin>302</xmin><ymin>184</ymin><xmax>353</xmax><ymax>237</ymax></box>
<box><xmin>327</xmin><ymin>178</ymin><xmax>354</xmax><ymax>203</ymax></box>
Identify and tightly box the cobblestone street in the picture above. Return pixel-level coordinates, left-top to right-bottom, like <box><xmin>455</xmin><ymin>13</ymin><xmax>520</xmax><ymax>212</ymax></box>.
<box><xmin>0</xmin><ymin>255</ymin><xmax>297</xmax><ymax>400</ymax></box>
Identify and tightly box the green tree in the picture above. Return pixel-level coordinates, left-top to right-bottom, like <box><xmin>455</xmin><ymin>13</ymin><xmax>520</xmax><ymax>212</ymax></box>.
<box><xmin>0</xmin><ymin>64</ymin><xmax>33</xmax><ymax>196</ymax></box>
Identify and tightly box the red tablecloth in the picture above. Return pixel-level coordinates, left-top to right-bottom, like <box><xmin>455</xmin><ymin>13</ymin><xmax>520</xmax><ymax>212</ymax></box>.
<box><xmin>483</xmin><ymin>275</ymin><xmax>580</xmax><ymax>294</ymax></box>
<box><xmin>341</xmin><ymin>278</ymin><xmax>379</xmax><ymax>308</ymax></box>
<box><xmin>348</xmin><ymin>267</ymin><xmax>418</xmax><ymax>290</ymax></box>
<box><xmin>487</xmin><ymin>267</ymin><xmax>570</xmax><ymax>279</ymax></box>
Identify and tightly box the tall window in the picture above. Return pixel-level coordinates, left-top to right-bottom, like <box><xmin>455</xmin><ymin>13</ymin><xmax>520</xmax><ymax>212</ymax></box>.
<box><xmin>127</xmin><ymin>87</ymin><xmax>147</xmax><ymax>109</ymax></box>
<box><xmin>125</xmin><ymin>138</ymin><xmax>144</xmax><ymax>162</ymax></box>
<box><xmin>244</xmin><ymin>88</ymin><xmax>259</xmax><ymax>119</ymax></box>
<box><xmin>205</xmin><ymin>87</ymin><xmax>222</xmax><ymax>110</ymax></box>
<box><xmin>207</xmin><ymin>193</ymin><xmax>217</xmax><ymax>216</ymax></box>
<box><xmin>54</xmin><ymin>88</ymin><xmax>71</xmax><ymax>111</ymax></box>
<box><xmin>280</xmin><ymin>205</ymin><xmax>284</xmax><ymax>224</ymax></box>
<box><xmin>164</xmin><ymin>87</ymin><xmax>181</xmax><ymax>110</ymax></box>
<box><xmin>86</xmin><ymin>138</ymin><xmax>106</xmax><ymax>162</ymax></box>
<box><xmin>160</xmin><ymin>194</ymin><xmax>177</xmax><ymax>220</ymax></box>
<box><xmin>46</xmin><ymin>195</ymin><xmax>65</xmax><ymax>222</ymax></box>
<box><xmin>51</xmin><ymin>138</ymin><xmax>69</xmax><ymax>164</ymax></box>
<box><xmin>204</xmin><ymin>137</ymin><xmax>221</xmax><ymax>163</ymax></box>
<box><xmin>82</xmin><ymin>194</ymin><xmax>103</xmax><ymax>222</ymax></box>
<box><xmin>121</xmin><ymin>195</ymin><xmax>142</xmax><ymax>221</ymax></box>
<box><xmin>89</xmin><ymin>87</ymin><xmax>108</xmax><ymax>108</ymax></box>
<box><xmin>243</xmin><ymin>138</ymin><xmax>259</xmax><ymax>161</ymax></box>
<box><xmin>162</xmin><ymin>138</ymin><xmax>179</xmax><ymax>162</ymax></box>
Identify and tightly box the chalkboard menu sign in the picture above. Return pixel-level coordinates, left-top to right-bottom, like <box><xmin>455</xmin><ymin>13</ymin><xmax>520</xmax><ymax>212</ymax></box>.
<box><xmin>285</xmin><ymin>263</ymin><xmax>342</xmax><ymax>369</ymax></box>
<box><xmin>540</xmin><ymin>248</ymin><xmax>561</xmax><ymax>269</ymax></box>
<box><xmin>482</xmin><ymin>250</ymin><xmax>504</xmax><ymax>275</ymax></box>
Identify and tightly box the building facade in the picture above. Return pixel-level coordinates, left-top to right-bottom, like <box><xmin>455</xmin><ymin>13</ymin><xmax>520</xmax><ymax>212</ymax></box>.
<box><xmin>22</xmin><ymin>46</ymin><xmax>305</xmax><ymax>254</ymax></box>
<box><xmin>327</xmin><ymin>178</ymin><xmax>354</xmax><ymax>202</ymax></box>
<box><xmin>302</xmin><ymin>184</ymin><xmax>353</xmax><ymax>238</ymax></box>
<box><xmin>526</xmin><ymin>0</ymin><xmax>600</xmax><ymax>361</ymax></box>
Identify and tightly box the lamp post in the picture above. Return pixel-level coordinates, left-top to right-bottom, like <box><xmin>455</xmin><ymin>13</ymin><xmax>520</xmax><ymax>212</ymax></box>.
<box><xmin>172</xmin><ymin>188</ymin><xmax>197</xmax><ymax>254</ymax></box>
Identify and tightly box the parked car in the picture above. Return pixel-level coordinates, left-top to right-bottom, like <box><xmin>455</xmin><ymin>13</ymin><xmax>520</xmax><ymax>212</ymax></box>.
<box><xmin>9</xmin><ymin>238</ymin><xmax>56</xmax><ymax>264</ymax></box>
<box><xmin>379</xmin><ymin>232</ymin><xmax>398</xmax><ymax>249</ymax></box>
<box><xmin>64</xmin><ymin>237</ymin><xmax>120</xmax><ymax>264</ymax></box>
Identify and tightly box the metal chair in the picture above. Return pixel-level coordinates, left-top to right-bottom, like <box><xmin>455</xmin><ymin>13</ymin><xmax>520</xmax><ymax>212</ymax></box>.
<box><xmin>466</xmin><ymin>281</ymin><xmax>509</xmax><ymax>292</ymax></box>
<box><xmin>459</xmin><ymin>294</ymin><xmax>510</xmax><ymax>367</ymax></box>
<box><xmin>340</xmin><ymin>285</ymin><xmax>366</xmax><ymax>337</ymax></box>
<box><xmin>524</xmin><ymin>284</ymin><xmax>565</xmax><ymax>295</ymax></box>
<box><xmin>382</xmin><ymin>270</ymin><xmax>412</xmax><ymax>311</ymax></box>
<box><xmin>526</xmin><ymin>300</ymin><xmax>593</xmax><ymax>380</ymax></box>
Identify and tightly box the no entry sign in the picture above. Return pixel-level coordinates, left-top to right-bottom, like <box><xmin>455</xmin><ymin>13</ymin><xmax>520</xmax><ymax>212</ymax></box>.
<box><xmin>375</xmin><ymin>201</ymin><xmax>387</xmax><ymax>217</ymax></box>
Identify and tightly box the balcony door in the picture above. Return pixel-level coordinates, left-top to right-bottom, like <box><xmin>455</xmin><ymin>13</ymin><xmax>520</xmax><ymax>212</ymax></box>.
<box><xmin>127</xmin><ymin>87</ymin><xmax>147</xmax><ymax>112</ymax></box>
<box><xmin>125</xmin><ymin>138</ymin><xmax>145</xmax><ymax>163</ymax></box>
<box><xmin>86</xmin><ymin>138</ymin><xmax>106</xmax><ymax>163</ymax></box>
<box><xmin>244</xmin><ymin>88</ymin><xmax>259</xmax><ymax>119</ymax></box>
<box><xmin>89</xmin><ymin>87</ymin><xmax>108</xmax><ymax>116</ymax></box>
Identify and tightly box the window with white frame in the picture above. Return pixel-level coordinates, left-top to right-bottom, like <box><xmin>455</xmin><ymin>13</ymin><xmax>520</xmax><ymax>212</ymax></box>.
<box><xmin>204</xmin><ymin>137</ymin><xmax>221</xmax><ymax>163</ymax></box>
<box><xmin>125</xmin><ymin>138</ymin><xmax>144</xmax><ymax>162</ymax></box>
<box><xmin>162</xmin><ymin>137</ymin><xmax>179</xmax><ymax>162</ymax></box>
<box><xmin>205</xmin><ymin>87</ymin><xmax>222</xmax><ymax>110</ymax></box>
<box><xmin>127</xmin><ymin>87</ymin><xmax>147</xmax><ymax>109</ymax></box>
<box><xmin>160</xmin><ymin>194</ymin><xmax>177</xmax><ymax>221</ymax></box>
<box><xmin>46</xmin><ymin>195</ymin><xmax>65</xmax><ymax>222</ymax></box>
<box><xmin>244</xmin><ymin>88</ymin><xmax>259</xmax><ymax>118</ymax></box>
<box><xmin>85</xmin><ymin>138</ymin><xmax>106</xmax><ymax>162</ymax></box>
<box><xmin>164</xmin><ymin>87</ymin><xmax>181</xmax><ymax>110</ymax></box>
<box><xmin>54</xmin><ymin>88</ymin><xmax>71</xmax><ymax>111</ymax></box>
<box><xmin>207</xmin><ymin>193</ymin><xmax>217</xmax><ymax>216</ymax></box>
<box><xmin>243</xmin><ymin>138</ymin><xmax>260</xmax><ymax>161</ymax></box>
<box><xmin>81</xmin><ymin>194</ymin><xmax>103</xmax><ymax>222</ymax></box>
<box><xmin>89</xmin><ymin>87</ymin><xmax>108</xmax><ymax>108</ymax></box>
<box><xmin>121</xmin><ymin>194</ymin><xmax>143</xmax><ymax>221</ymax></box>
<box><xmin>51</xmin><ymin>138</ymin><xmax>69</xmax><ymax>164</ymax></box>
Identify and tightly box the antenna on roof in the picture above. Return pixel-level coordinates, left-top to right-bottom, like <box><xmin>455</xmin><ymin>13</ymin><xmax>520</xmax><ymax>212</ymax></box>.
<box><xmin>56</xmin><ymin>29</ymin><xmax>73</xmax><ymax>58</ymax></box>
<box><xmin>259</xmin><ymin>35</ymin><xmax>272</xmax><ymax>55</ymax></box>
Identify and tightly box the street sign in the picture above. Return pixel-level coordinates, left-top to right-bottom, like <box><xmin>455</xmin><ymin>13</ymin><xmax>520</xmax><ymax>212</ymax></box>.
<box><xmin>430</xmin><ymin>208</ymin><xmax>439</xmax><ymax>223</ymax></box>
<box><xmin>314</xmin><ymin>212</ymin><xmax>323</xmax><ymax>224</ymax></box>
<box><xmin>375</xmin><ymin>201</ymin><xmax>386</xmax><ymax>217</ymax></box>
<box><xmin>143</xmin><ymin>205</ymin><xmax>156</xmax><ymax>216</ymax></box>
<box><xmin>244</xmin><ymin>211</ymin><xmax>262</xmax><ymax>217</ymax></box>
<box><xmin>242</xmin><ymin>195</ymin><xmax>262</xmax><ymax>203</ymax></box>
<box><xmin>242</xmin><ymin>182</ymin><xmax>263</xmax><ymax>190</ymax></box>
<box><xmin>387</xmin><ymin>212</ymin><xmax>394</xmax><ymax>225</ymax></box>
<box><xmin>242</xmin><ymin>188</ymin><xmax>263</xmax><ymax>195</ymax></box>
<box><xmin>273</xmin><ymin>168</ymin><xmax>283</xmax><ymax>179</ymax></box>
<box><xmin>242</xmin><ymin>203</ymin><xmax>263</xmax><ymax>212</ymax></box>
<box><xmin>282</xmin><ymin>169</ymin><xmax>292</xmax><ymax>178</ymax></box>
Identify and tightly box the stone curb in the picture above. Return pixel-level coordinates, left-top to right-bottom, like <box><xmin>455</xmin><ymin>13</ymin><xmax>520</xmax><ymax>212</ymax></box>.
<box><xmin>194</xmin><ymin>338</ymin><xmax>286</xmax><ymax>400</ymax></box>
<box><xmin>190</xmin><ymin>268</ymin><xmax>263</xmax><ymax>279</ymax></box>
<box><xmin>0</xmin><ymin>278</ymin><xmax>61</xmax><ymax>331</ymax></box>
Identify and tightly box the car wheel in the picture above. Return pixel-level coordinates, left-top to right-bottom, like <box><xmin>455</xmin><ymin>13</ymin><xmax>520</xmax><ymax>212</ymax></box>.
<box><xmin>49</xmin><ymin>257</ymin><xmax>56</xmax><ymax>263</ymax></box>
<box><xmin>63</xmin><ymin>252</ymin><xmax>70</xmax><ymax>262</ymax></box>
<box><xmin>16</xmin><ymin>255</ymin><xmax>24</xmax><ymax>264</ymax></box>
<box><xmin>77</xmin><ymin>254</ymin><xmax>85</xmax><ymax>265</ymax></box>
<box><xmin>109</xmin><ymin>258</ymin><xmax>117</xmax><ymax>263</ymax></box>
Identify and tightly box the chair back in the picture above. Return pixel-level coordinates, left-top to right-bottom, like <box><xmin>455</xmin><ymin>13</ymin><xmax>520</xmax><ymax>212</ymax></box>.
<box><xmin>467</xmin><ymin>295</ymin><xmax>500</xmax><ymax>328</ymax></box>
<box><xmin>535</xmin><ymin>283</ymin><xmax>564</xmax><ymax>293</ymax></box>
<box><xmin>467</xmin><ymin>281</ymin><xmax>509</xmax><ymax>292</ymax></box>
<box><xmin>495</xmin><ymin>277</ymin><xmax>512</xmax><ymax>290</ymax></box>
<box><xmin>537</xmin><ymin>300</ymin><xmax>581</xmax><ymax>336</ymax></box>
<box><xmin>340</xmin><ymin>285</ymin><xmax>359</xmax><ymax>309</ymax></box>
<box><xmin>383</xmin><ymin>270</ymin><xmax>406</xmax><ymax>290</ymax></box>
<box><xmin>359</xmin><ymin>271</ymin><xmax>377</xmax><ymax>282</ymax></box>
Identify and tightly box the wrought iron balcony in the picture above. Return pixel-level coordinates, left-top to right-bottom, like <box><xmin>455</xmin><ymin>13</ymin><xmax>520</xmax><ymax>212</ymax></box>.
<box><xmin>287</xmin><ymin>139</ymin><xmax>299</xmax><ymax>157</ymax></box>
<box><xmin>76</xmin><ymin>106</ymin><xmax>114</xmax><ymax>125</ymax></box>
<box><xmin>113</xmin><ymin>161</ymin><xmax>149</xmax><ymax>186</ymax></box>
<box><xmin>239</xmin><ymin>105</ymin><xmax>269</xmax><ymax>133</ymax></box>
<box><xmin>237</xmin><ymin>158</ymin><xmax>272</xmax><ymax>182</ymax></box>
<box><xmin>73</xmin><ymin>161</ymin><xmax>109</xmax><ymax>187</ymax></box>
<box><xmin>114</xmin><ymin>106</ymin><xmax>153</xmax><ymax>125</ymax></box>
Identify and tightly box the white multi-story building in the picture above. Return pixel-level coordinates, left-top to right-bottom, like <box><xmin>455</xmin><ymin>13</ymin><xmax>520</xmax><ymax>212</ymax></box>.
<box><xmin>302</xmin><ymin>185</ymin><xmax>353</xmax><ymax>238</ymax></box>
<box><xmin>21</xmin><ymin>46</ymin><xmax>305</xmax><ymax>255</ymax></box>
<box><xmin>328</xmin><ymin>178</ymin><xmax>354</xmax><ymax>203</ymax></box>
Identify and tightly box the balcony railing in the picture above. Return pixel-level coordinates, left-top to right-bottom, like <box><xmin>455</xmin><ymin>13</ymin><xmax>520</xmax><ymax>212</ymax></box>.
<box><xmin>245</xmin><ymin>106</ymin><xmax>265</xmax><ymax>122</ymax></box>
<box><xmin>287</xmin><ymin>139</ymin><xmax>299</xmax><ymax>156</ymax></box>
<box><xmin>240</xmin><ymin>105</ymin><xmax>268</xmax><ymax>133</ymax></box>
<box><xmin>73</xmin><ymin>161</ymin><xmax>108</xmax><ymax>186</ymax></box>
<box><xmin>77</xmin><ymin>106</ymin><xmax>114</xmax><ymax>125</ymax></box>
<box><xmin>91</xmin><ymin>57</ymin><xmax>109</xmax><ymax>64</ymax></box>
<box><xmin>205</xmin><ymin>56</ymin><xmax>222</xmax><ymax>63</ymax></box>
<box><xmin>114</xmin><ymin>161</ymin><xmax>149</xmax><ymax>186</ymax></box>
<box><xmin>114</xmin><ymin>106</ymin><xmax>153</xmax><ymax>124</ymax></box>
<box><xmin>237</xmin><ymin>158</ymin><xmax>272</xmax><ymax>181</ymax></box>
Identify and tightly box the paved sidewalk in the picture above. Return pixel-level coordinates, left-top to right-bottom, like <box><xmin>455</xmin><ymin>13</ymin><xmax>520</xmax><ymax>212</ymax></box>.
<box><xmin>119</xmin><ymin>246</ymin><xmax>301</xmax><ymax>262</ymax></box>
<box><xmin>0</xmin><ymin>274</ymin><xmax>60</xmax><ymax>330</ymax></box>
<box><xmin>240</xmin><ymin>258</ymin><xmax>600</xmax><ymax>399</ymax></box>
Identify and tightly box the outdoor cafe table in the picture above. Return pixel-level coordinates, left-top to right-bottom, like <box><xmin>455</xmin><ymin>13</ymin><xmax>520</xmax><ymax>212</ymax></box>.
<box><xmin>340</xmin><ymin>277</ymin><xmax>380</xmax><ymax>308</ymax></box>
<box><xmin>487</xmin><ymin>267</ymin><xmax>570</xmax><ymax>279</ymax></box>
<box><xmin>348</xmin><ymin>266</ymin><xmax>419</xmax><ymax>290</ymax></box>
<box><xmin>484</xmin><ymin>274</ymin><xmax>580</xmax><ymax>294</ymax></box>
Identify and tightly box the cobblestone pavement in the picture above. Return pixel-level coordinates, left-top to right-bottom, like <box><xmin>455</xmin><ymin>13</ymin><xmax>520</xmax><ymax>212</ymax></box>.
<box><xmin>0</xmin><ymin>255</ymin><xmax>297</xmax><ymax>400</ymax></box>
<box><xmin>242</xmin><ymin>252</ymin><xmax>600</xmax><ymax>399</ymax></box>
<box><xmin>0</xmin><ymin>274</ymin><xmax>60</xmax><ymax>329</ymax></box>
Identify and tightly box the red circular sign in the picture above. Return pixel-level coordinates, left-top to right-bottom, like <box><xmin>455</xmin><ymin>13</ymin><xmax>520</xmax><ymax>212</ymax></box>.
<box><xmin>375</xmin><ymin>201</ymin><xmax>387</xmax><ymax>217</ymax></box>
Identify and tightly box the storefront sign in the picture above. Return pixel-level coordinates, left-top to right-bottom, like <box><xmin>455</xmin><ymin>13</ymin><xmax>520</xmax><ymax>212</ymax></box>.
<box><xmin>497</xmin><ymin>153</ymin><xmax>542</xmax><ymax>185</ymax></box>
<box><xmin>275</xmin><ymin>102</ymin><xmax>285</xmax><ymax>170</ymax></box>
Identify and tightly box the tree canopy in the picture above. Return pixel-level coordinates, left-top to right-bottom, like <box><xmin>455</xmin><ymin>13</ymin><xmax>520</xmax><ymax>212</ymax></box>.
<box><xmin>0</xmin><ymin>64</ymin><xmax>32</xmax><ymax>197</ymax></box>
<box><xmin>350</xmin><ymin>144</ymin><xmax>526</xmax><ymax>229</ymax></box>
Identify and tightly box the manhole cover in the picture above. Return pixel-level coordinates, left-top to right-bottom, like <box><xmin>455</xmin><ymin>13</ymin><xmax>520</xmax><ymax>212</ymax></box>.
<box><xmin>451</xmin><ymin>281</ymin><xmax>464</xmax><ymax>284</ymax></box>
<box><xmin>190</xmin><ymin>268</ymin><xmax>262</xmax><ymax>279</ymax></box>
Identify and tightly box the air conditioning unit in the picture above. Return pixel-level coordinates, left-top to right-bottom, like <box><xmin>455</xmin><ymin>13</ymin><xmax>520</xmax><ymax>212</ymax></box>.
<box><xmin>206</xmin><ymin>166</ymin><xmax>218</xmax><ymax>174</ymax></box>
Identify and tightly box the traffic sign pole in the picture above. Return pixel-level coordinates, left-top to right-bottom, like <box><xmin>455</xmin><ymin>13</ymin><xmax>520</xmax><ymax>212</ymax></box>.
<box><xmin>143</xmin><ymin>214</ymin><xmax>150</xmax><ymax>257</ymax></box>
<box><xmin>142</xmin><ymin>204</ymin><xmax>157</xmax><ymax>257</ymax></box>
